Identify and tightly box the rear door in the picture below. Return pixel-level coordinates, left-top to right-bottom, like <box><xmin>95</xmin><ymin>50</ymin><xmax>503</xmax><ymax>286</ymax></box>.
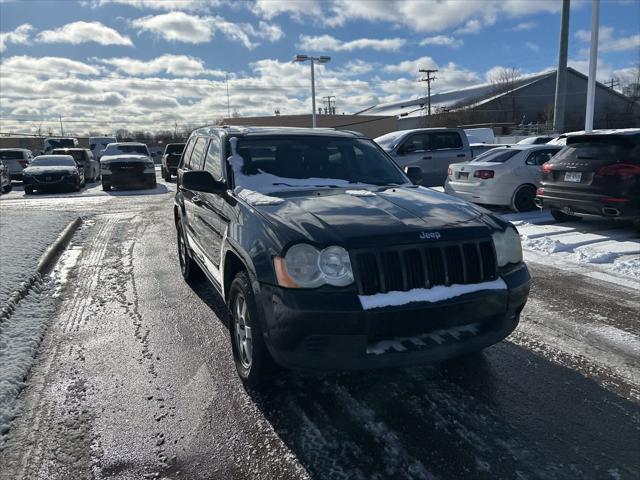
<box><xmin>523</xmin><ymin>148</ymin><xmax>560</xmax><ymax>185</ymax></box>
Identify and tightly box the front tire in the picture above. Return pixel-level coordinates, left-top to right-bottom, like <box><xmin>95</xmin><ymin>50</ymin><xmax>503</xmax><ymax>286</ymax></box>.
<box><xmin>2</xmin><ymin>184</ymin><xmax>11</xmax><ymax>193</ymax></box>
<box><xmin>176</xmin><ymin>221</ymin><xmax>201</xmax><ymax>283</ymax></box>
<box><xmin>228</xmin><ymin>271</ymin><xmax>272</xmax><ymax>388</ymax></box>
<box><xmin>25</xmin><ymin>186</ymin><xmax>34</xmax><ymax>194</ymax></box>
<box><xmin>550</xmin><ymin>208</ymin><xmax>582</xmax><ymax>222</ymax></box>
<box><xmin>511</xmin><ymin>185</ymin><xmax>537</xmax><ymax>212</ymax></box>
<box><xmin>102</xmin><ymin>182</ymin><xmax>111</xmax><ymax>191</ymax></box>
<box><xmin>163</xmin><ymin>167</ymin><xmax>171</xmax><ymax>182</ymax></box>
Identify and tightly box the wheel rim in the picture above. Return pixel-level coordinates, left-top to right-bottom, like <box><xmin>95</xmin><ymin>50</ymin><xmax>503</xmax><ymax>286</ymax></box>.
<box><xmin>233</xmin><ymin>293</ymin><xmax>253</xmax><ymax>369</ymax></box>
<box><xmin>177</xmin><ymin>227</ymin><xmax>187</xmax><ymax>275</ymax></box>
<box><xmin>515</xmin><ymin>187</ymin><xmax>535</xmax><ymax>212</ymax></box>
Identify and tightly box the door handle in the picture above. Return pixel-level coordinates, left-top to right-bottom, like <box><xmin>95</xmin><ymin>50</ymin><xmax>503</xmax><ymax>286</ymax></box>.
<box><xmin>457</xmin><ymin>154</ymin><xmax>466</xmax><ymax>158</ymax></box>
<box><xmin>422</xmin><ymin>156</ymin><xmax>432</xmax><ymax>160</ymax></box>
<box><xmin>192</xmin><ymin>195</ymin><xmax>203</xmax><ymax>205</ymax></box>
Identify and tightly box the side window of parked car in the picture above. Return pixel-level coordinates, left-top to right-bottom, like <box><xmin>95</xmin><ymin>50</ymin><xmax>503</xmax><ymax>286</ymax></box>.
<box><xmin>401</xmin><ymin>133</ymin><xmax>430</xmax><ymax>153</ymax></box>
<box><xmin>189</xmin><ymin>137</ymin><xmax>207</xmax><ymax>170</ymax></box>
<box><xmin>429</xmin><ymin>132</ymin><xmax>463</xmax><ymax>150</ymax></box>
<box><xmin>204</xmin><ymin>136</ymin><xmax>223</xmax><ymax>180</ymax></box>
<box><xmin>526</xmin><ymin>149</ymin><xmax>557</xmax><ymax>166</ymax></box>
<box><xmin>180</xmin><ymin>138</ymin><xmax>196</xmax><ymax>170</ymax></box>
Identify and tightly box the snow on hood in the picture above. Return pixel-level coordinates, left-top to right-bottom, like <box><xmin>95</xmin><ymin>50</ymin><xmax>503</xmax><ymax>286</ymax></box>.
<box><xmin>235</xmin><ymin>187</ymin><xmax>284</xmax><ymax>206</ymax></box>
<box><xmin>345</xmin><ymin>190</ymin><xmax>376</xmax><ymax>197</ymax></box>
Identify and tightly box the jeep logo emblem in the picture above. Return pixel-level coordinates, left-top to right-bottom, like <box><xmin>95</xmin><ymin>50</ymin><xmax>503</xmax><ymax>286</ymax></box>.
<box><xmin>419</xmin><ymin>231</ymin><xmax>441</xmax><ymax>240</ymax></box>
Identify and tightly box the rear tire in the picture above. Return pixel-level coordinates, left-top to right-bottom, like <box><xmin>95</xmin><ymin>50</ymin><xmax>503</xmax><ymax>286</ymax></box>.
<box><xmin>163</xmin><ymin>168</ymin><xmax>171</xmax><ymax>182</ymax></box>
<box><xmin>511</xmin><ymin>185</ymin><xmax>537</xmax><ymax>212</ymax></box>
<box><xmin>550</xmin><ymin>208</ymin><xmax>582</xmax><ymax>222</ymax></box>
<box><xmin>2</xmin><ymin>184</ymin><xmax>11</xmax><ymax>193</ymax></box>
<box><xmin>228</xmin><ymin>271</ymin><xmax>273</xmax><ymax>388</ymax></box>
<box><xmin>102</xmin><ymin>182</ymin><xmax>111</xmax><ymax>191</ymax></box>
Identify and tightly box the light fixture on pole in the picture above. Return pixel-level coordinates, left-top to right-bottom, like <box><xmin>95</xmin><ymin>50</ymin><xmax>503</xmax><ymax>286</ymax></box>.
<box><xmin>293</xmin><ymin>54</ymin><xmax>331</xmax><ymax>128</ymax></box>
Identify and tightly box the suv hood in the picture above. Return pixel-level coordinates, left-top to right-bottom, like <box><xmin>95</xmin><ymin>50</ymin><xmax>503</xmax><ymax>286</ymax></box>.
<box><xmin>101</xmin><ymin>154</ymin><xmax>150</xmax><ymax>164</ymax></box>
<box><xmin>245</xmin><ymin>186</ymin><xmax>502</xmax><ymax>248</ymax></box>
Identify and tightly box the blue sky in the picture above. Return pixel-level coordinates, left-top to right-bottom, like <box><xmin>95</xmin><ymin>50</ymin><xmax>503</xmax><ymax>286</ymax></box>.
<box><xmin>0</xmin><ymin>0</ymin><xmax>638</xmax><ymax>135</ymax></box>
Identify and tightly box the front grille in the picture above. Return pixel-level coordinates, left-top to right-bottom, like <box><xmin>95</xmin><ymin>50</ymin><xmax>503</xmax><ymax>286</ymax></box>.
<box><xmin>35</xmin><ymin>173</ymin><xmax>66</xmax><ymax>183</ymax></box>
<box><xmin>109</xmin><ymin>162</ymin><xmax>145</xmax><ymax>172</ymax></box>
<box><xmin>352</xmin><ymin>239</ymin><xmax>497</xmax><ymax>296</ymax></box>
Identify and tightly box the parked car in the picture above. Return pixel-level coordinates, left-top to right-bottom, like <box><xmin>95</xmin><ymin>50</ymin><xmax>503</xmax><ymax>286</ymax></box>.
<box><xmin>43</xmin><ymin>137</ymin><xmax>78</xmax><ymax>153</ymax></box>
<box><xmin>51</xmin><ymin>148</ymin><xmax>99</xmax><ymax>183</ymax></box>
<box><xmin>517</xmin><ymin>136</ymin><xmax>555</xmax><ymax>145</ymax></box>
<box><xmin>0</xmin><ymin>161</ymin><xmax>12</xmax><ymax>194</ymax></box>
<box><xmin>375</xmin><ymin>128</ymin><xmax>472</xmax><ymax>187</ymax></box>
<box><xmin>175</xmin><ymin>126</ymin><xmax>530</xmax><ymax>386</ymax></box>
<box><xmin>445</xmin><ymin>145</ymin><xmax>563</xmax><ymax>212</ymax></box>
<box><xmin>100</xmin><ymin>142</ymin><xmax>156</xmax><ymax>191</ymax></box>
<box><xmin>90</xmin><ymin>136</ymin><xmax>117</xmax><ymax>160</ymax></box>
<box><xmin>161</xmin><ymin>143</ymin><xmax>185</xmax><ymax>181</ymax></box>
<box><xmin>470</xmin><ymin>143</ymin><xmax>513</xmax><ymax>159</ymax></box>
<box><xmin>22</xmin><ymin>155</ymin><xmax>84</xmax><ymax>194</ymax></box>
<box><xmin>536</xmin><ymin>130</ymin><xmax>640</xmax><ymax>223</ymax></box>
<box><xmin>0</xmin><ymin>148</ymin><xmax>33</xmax><ymax>180</ymax></box>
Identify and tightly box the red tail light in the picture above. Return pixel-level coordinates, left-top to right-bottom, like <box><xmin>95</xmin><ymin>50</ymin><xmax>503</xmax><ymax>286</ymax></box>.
<box><xmin>597</xmin><ymin>163</ymin><xmax>640</xmax><ymax>177</ymax></box>
<box><xmin>473</xmin><ymin>170</ymin><xmax>494</xmax><ymax>179</ymax></box>
<box><xmin>601</xmin><ymin>197</ymin><xmax>629</xmax><ymax>203</ymax></box>
<box><xmin>536</xmin><ymin>188</ymin><xmax>544</xmax><ymax>196</ymax></box>
<box><xmin>542</xmin><ymin>163</ymin><xmax>553</xmax><ymax>174</ymax></box>
<box><xmin>18</xmin><ymin>160</ymin><xmax>29</xmax><ymax>168</ymax></box>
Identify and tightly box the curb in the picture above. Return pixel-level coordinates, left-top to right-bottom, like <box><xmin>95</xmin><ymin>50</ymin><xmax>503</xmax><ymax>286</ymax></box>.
<box><xmin>0</xmin><ymin>217</ymin><xmax>83</xmax><ymax>322</ymax></box>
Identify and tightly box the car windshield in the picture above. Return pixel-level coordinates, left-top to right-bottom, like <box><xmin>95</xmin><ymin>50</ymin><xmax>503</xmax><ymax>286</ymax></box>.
<box><xmin>52</xmin><ymin>150</ymin><xmax>83</xmax><ymax>161</ymax></box>
<box><xmin>109</xmin><ymin>145</ymin><xmax>148</xmax><ymax>155</ymax></box>
<box><xmin>166</xmin><ymin>144</ymin><xmax>184</xmax><ymax>154</ymax></box>
<box><xmin>31</xmin><ymin>157</ymin><xmax>76</xmax><ymax>167</ymax></box>
<box><xmin>472</xmin><ymin>148</ymin><xmax>520</xmax><ymax>163</ymax></box>
<box><xmin>553</xmin><ymin>136</ymin><xmax>640</xmax><ymax>163</ymax></box>
<box><xmin>45</xmin><ymin>139</ymin><xmax>74</xmax><ymax>149</ymax></box>
<box><xmin>229</xmin><ymin>135</ymin><xmax>409</xmax><ymax>193</ymax></box>
<box><xmin>0</xmin><ymin>151</ymin><xmax>24</xmax><ymax>160</ymax></box>
<box><xmin>374</xmin><ymin>131</ymin><xmax>406</xmax><ymax>150</ymax></box>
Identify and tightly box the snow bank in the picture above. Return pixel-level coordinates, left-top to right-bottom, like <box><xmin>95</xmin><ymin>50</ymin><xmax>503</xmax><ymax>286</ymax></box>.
<box><xmin>367</xmin><ymin>323</ymin><xmax>481</xmax><ymax>355</ymax></box>
<box><xmin>359</xmin><ymin>279</ymin><xmax>507</xmax><ymax>310</ymax></box>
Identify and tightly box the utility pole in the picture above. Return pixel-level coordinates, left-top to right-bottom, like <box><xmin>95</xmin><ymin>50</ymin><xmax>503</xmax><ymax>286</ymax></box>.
<box><xmin>59</xmin><ymin>115</ymin><xmax>64</xmax><ymax>136</ymax></box>
<box><xmin>322</xmin><ymin>96</ymin><xmax>336</xmax><ymax>115</ymax></box>
<box><xmin>418</xmin><ymin>69</ymin><xmax>438</xmax><ymax>123</ymax></box>
<box><xmin>585</xmin><ymin>0</ymin><xmax>600</xmax><ymax>133</ymax></box>
<box><xmin>605</xmin><ymin>78</ymin><xmax>620</xmax><ymax>90</ymax></box>
<box><xmin>553</xmin><ymin>0</ymin><xmax>570</xmax><ymax>134</ymax></box>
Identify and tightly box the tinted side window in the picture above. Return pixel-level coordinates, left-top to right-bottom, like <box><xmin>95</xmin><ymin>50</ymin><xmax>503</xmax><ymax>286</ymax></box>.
<box><xmin>180</xmin><ymin>138</ymin><xmax>196</xmax><ymax>169</ymax></box>
<box><xmin>189</xmin><ymin>138</ymin><xmax>207</xmax><ymax>170</ymax></box>
<box><xmin>204</xmin><ymin>136</ymin><xmax>222</xmax><ymax>180</ymax></box>
<box><xmin>403</xmin><ymin>133</ymin><xmax>430</xmax><ymax>152</ymax></box>
<box><xmin>527</xmin><ymin>149</ymin><xmax>558</xmax><ymax>166</ymax></box>
<box><xmin>430</xmin><ymin>132</ymin><xmax>463</xmax><ymax>150</ymax></box>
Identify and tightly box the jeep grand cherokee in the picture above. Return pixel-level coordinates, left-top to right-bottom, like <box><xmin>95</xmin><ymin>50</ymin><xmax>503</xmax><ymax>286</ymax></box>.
<box><xmin>174</xmin><ymin>126</ymin><xmax>530</xmax><ymax>386</ymax></box>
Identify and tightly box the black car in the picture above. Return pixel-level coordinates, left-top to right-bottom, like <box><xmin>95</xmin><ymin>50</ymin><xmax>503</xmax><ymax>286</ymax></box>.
<box><xmin>161</xmin><ymin>143</ymin><xmax>185</xmax><ymax>181</ymax></box>
<box><xmin>536</xmin><ymin>130</ymin><xmax>640</xmax><ymax>223</ymax></box>
<box><xmin>22</xmin><ymin>155</ymin><xmax>84</xmax><ymax>194</ymax></box>
<box><xmin>175</xmin><ymin>126</ymin><xmax>530</xmax><ymax>386</ymax></box>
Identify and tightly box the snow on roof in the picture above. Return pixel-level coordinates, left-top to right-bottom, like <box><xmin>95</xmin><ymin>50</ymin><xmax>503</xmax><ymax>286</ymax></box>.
<box><xmin>360</xmin><ymin>70</ymin><xmax>555</xmax><ymax>119</ymax></box>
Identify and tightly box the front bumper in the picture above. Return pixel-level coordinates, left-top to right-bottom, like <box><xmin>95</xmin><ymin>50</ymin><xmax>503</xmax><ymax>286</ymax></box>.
<box><xmin>258</xmin><ymin>263</ymin><xmax>530</xmax><ymax>370</ymax></box>
<box><xmin>23</xmin><ymin>177</ymin><xmax>78</xmax><ymax>190</ymax></box>
<box><xmin>536</xmin><ymin>190</ymin><xmax>640</xmax><ymax>221</ymax></box>
<box><xmin>102</xmin><ymin>169</ymin><xmax>156</xmax><ymax>187</ymax></box>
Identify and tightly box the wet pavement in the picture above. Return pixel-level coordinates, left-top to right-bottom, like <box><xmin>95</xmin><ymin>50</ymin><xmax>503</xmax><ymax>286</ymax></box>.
<box><xmin>0</xmin><ymin>175</ymin><xmax>638</xmax><ymax>479</ymax></box>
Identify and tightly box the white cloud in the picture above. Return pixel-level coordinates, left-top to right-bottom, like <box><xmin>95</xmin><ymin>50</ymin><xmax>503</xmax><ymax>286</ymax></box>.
<box><xmin>575</xmin><ymin>26</ymin><xmax>640</xmax><ymax>53</ymax></box>
<box><xmin>86</xmin><ymin>0</ymin><xmax>217</xmax><ymax>11</ymax></box>
<box><xmin>130</xmin><ymin>94</ymin><xmax>180</xmax><ymax>109</ymax></box>
<box><xmin>253</xmin><ymin>0</ymin><xmax>323</xmax><ymax>20</ymax></box>
<box><xmin>246</xmin><ymin>21</ymin><xmax>284</xmax><ymax>42</ymax></box>
<box><xmin>509</xmin><ymin>21</ymin><xmax>536</xmax><ymax>31</ymax></box>
<box><xmin>340</xmin><ymin>59</ymin><xmax>374</xmax><ymax>76</ymax></box>
<box><xmin>36</xmin><ymin>21</ymin><xmax>133</xmax><ymax>46</ymax></box>
<box><xmin>383</xmin><ymin>56</ymin><xmax>438</xmax><ymax>75</ymax></box>
<box><xmin>1</xmin><ymin>55</ymin><xmax>100</xmax><ymax>76</ymax></box>
<box><xmin>454</xmin><ymin>19</ymin><xmax>484</xmax><ymax>35</ymax></box>
<box><xmin>98</xmin><ymin>54</ymin><xmax>225</xmax><ymax>77</ymax></box>
<box><xmin>0</xmin><ymin>24</ymin><xmax>33</xmax><ymax>52</ymax></box>
<box><xmin>132</xmin><ymin>11</ymin><xmax>214</xmax><ymax>43</ymax></box>
<box><xmin>525</xmin><ymin>41</ymin><xmax>540</xmax><ymax>52</ymax></box>
<box><xmin>298</xmin><ymin>34</ymin><xmax>405</xmax><ymax>52</ymax></box>
<box><xmin>419</xmin><ymin>35</ymin><xmax>462</xmax><ymax>48</ymax></box>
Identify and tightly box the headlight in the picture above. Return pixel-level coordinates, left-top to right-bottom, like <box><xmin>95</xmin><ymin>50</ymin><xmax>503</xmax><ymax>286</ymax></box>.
<box><xmin>274</xmin><ymin>244</ymin><xmax>354</xmax><ymax>288</ymax></box>
<box><xmin>492</xmin><ymin>227</ymin><xmax>523</xmax><ymax>267</ymax></box>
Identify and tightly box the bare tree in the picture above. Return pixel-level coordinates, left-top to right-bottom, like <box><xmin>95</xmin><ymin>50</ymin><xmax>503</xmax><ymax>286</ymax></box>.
<box><xmin>488</xmin><ymin>67</ymin><xmax>522</xmax><ymax>123</ymax></box>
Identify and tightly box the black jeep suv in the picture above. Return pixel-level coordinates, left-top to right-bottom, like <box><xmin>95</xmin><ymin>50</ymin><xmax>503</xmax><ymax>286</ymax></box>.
<box><xmin>174</xmin><ymin>126</ymin><xmax>530</xmax><ymax>386</ymax></box>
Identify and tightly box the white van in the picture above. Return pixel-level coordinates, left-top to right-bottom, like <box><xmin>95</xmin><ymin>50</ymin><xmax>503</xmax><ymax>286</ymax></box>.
<box><xmin>90</xmin><ymin>136</ymin><xmax>117</xmax><ymax>160</ymax></box>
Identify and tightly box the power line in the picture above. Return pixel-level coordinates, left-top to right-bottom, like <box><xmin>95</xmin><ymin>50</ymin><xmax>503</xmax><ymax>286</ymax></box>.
<box><xmin>418</xmin><ymin>69</ymin><xmax>438</xmax><ymax>118</ymax></box>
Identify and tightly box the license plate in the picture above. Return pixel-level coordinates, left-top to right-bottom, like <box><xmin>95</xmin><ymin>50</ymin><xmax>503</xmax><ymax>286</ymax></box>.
<box><xmin>458</xmin><ymin>172</ymin><xmax>469</xmax><ymax>179</ymax></box>
<box><xmin>564</xmin><ymin>172</ymin><xmax>582</xmax><ymax>182</ymax></box>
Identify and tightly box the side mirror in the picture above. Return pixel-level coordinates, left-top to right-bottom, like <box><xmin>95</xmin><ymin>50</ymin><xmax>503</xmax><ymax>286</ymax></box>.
<box><xmin>404</xmin><ymin>166</ymin><xmax>423</xmax><ymax>185</ymax></box>
<box><xmin>181</xmin><ymin>170</ymin><xmax>226</xmax><ymax>194</ymax></box>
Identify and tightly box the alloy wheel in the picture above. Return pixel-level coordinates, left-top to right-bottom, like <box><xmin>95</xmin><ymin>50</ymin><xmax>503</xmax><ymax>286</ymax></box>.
<box><xmin>233</xmin><ymin>293</ymin><xmax>253</xmax><ymax>369</ymax></box>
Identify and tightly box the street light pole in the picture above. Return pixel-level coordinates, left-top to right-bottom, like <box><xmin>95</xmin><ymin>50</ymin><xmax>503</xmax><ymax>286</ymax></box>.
<box><xmin>294</xmin><ymin>54</ymin><xmax>331</xmax><ymax>128</ymax></box>
<box><xmin>585</xmin><ymin>0</ymin><xmax>600</xmax><ymax>133</ymax></box>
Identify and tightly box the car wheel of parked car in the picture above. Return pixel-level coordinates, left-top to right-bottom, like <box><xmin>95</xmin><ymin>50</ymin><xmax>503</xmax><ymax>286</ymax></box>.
<box><xmin>2</xmin><ymin>184</ymin><xmax>11</xmax><ymax>193</ymax></box>
<box><xmin>163</xmin><ymin>168</ymin><xmax>171</xmax><ymax>182</ymax></box>
<box><xmin>102</xmin><ymin>182</ymin><xmax>111</xmax><ymax>191</ymax></box>
<box><xmin>228</xmin><ymin>271</ymin><xmax>272</xmax><ymax>388</ymax></box>
<box><xmin>25</xmin><ymin>186</ymin><xmax>34</xmax><ymax>194</ymax></box>
<box><xmin>511</xmin><ymin>185</ymin><xmax>537</xmax><ymax>212</ymax></box>
<box><xmin>176</xmin><ymin>221</ymin><xmax>201</xmax><ymax>283</ymax></box>
<box><xmin>550</xmin><ymin>208</ymin><xmax>582</xmax><ymax>222</ymax></box>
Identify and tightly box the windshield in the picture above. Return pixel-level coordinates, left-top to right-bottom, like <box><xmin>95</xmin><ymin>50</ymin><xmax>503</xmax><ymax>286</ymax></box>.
<box><xmin>52</xmin><ymin>150</ymin><xmax>84</xmax><ymax>162</ymax></box>
<box><xmin>374</xmin><ymin>131</ymin><xmax>406</xmax><ymax>150</ymax></box>
<box><xmin>31</xmin><ymin>156</ymin><xmax>76</xmax><ymax>167</ymax></box>
<box><xmin>472</xmin><ymin>148</ymin><xmax>520</xmax><ymax>163</ymax></box>
<box><xmin>107</xmin><ymin>144</ymin><xmax>149</xmax><ymax>155</ymax></box>
<box><xmin>229</xmin><ymin>136</ymin><xmax>408</xmax><ymax>193</ymax></box>
<box><xmin>166</xmin><ymin>144</ymin><xmax>184</xmax><ymax>154</ymax></box>
<box><xmin>553</xmin><ymin>136</ymin><xmax>640</xmax><ymax>164</ymax></box>
<box><xmin>45</xmin><ymin>139</ymin><xmax>74</xmax><ymax>149</ymax></box>
<box><xmin>0</xmin><ymin>151</ymin><xmax>24</xmax><ymax>160</ymax></box>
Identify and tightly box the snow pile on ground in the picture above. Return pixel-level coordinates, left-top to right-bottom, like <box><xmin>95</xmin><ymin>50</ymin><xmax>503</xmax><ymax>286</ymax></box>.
<box><xmin>235</xmin><ymin>187</ymin><xmax>284</xmax><ymax>206</ymax></box>
<box><xmin>359</xmin><ymin>279</ymin><xmax>507</xmax><ymax>310</ymax></box>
